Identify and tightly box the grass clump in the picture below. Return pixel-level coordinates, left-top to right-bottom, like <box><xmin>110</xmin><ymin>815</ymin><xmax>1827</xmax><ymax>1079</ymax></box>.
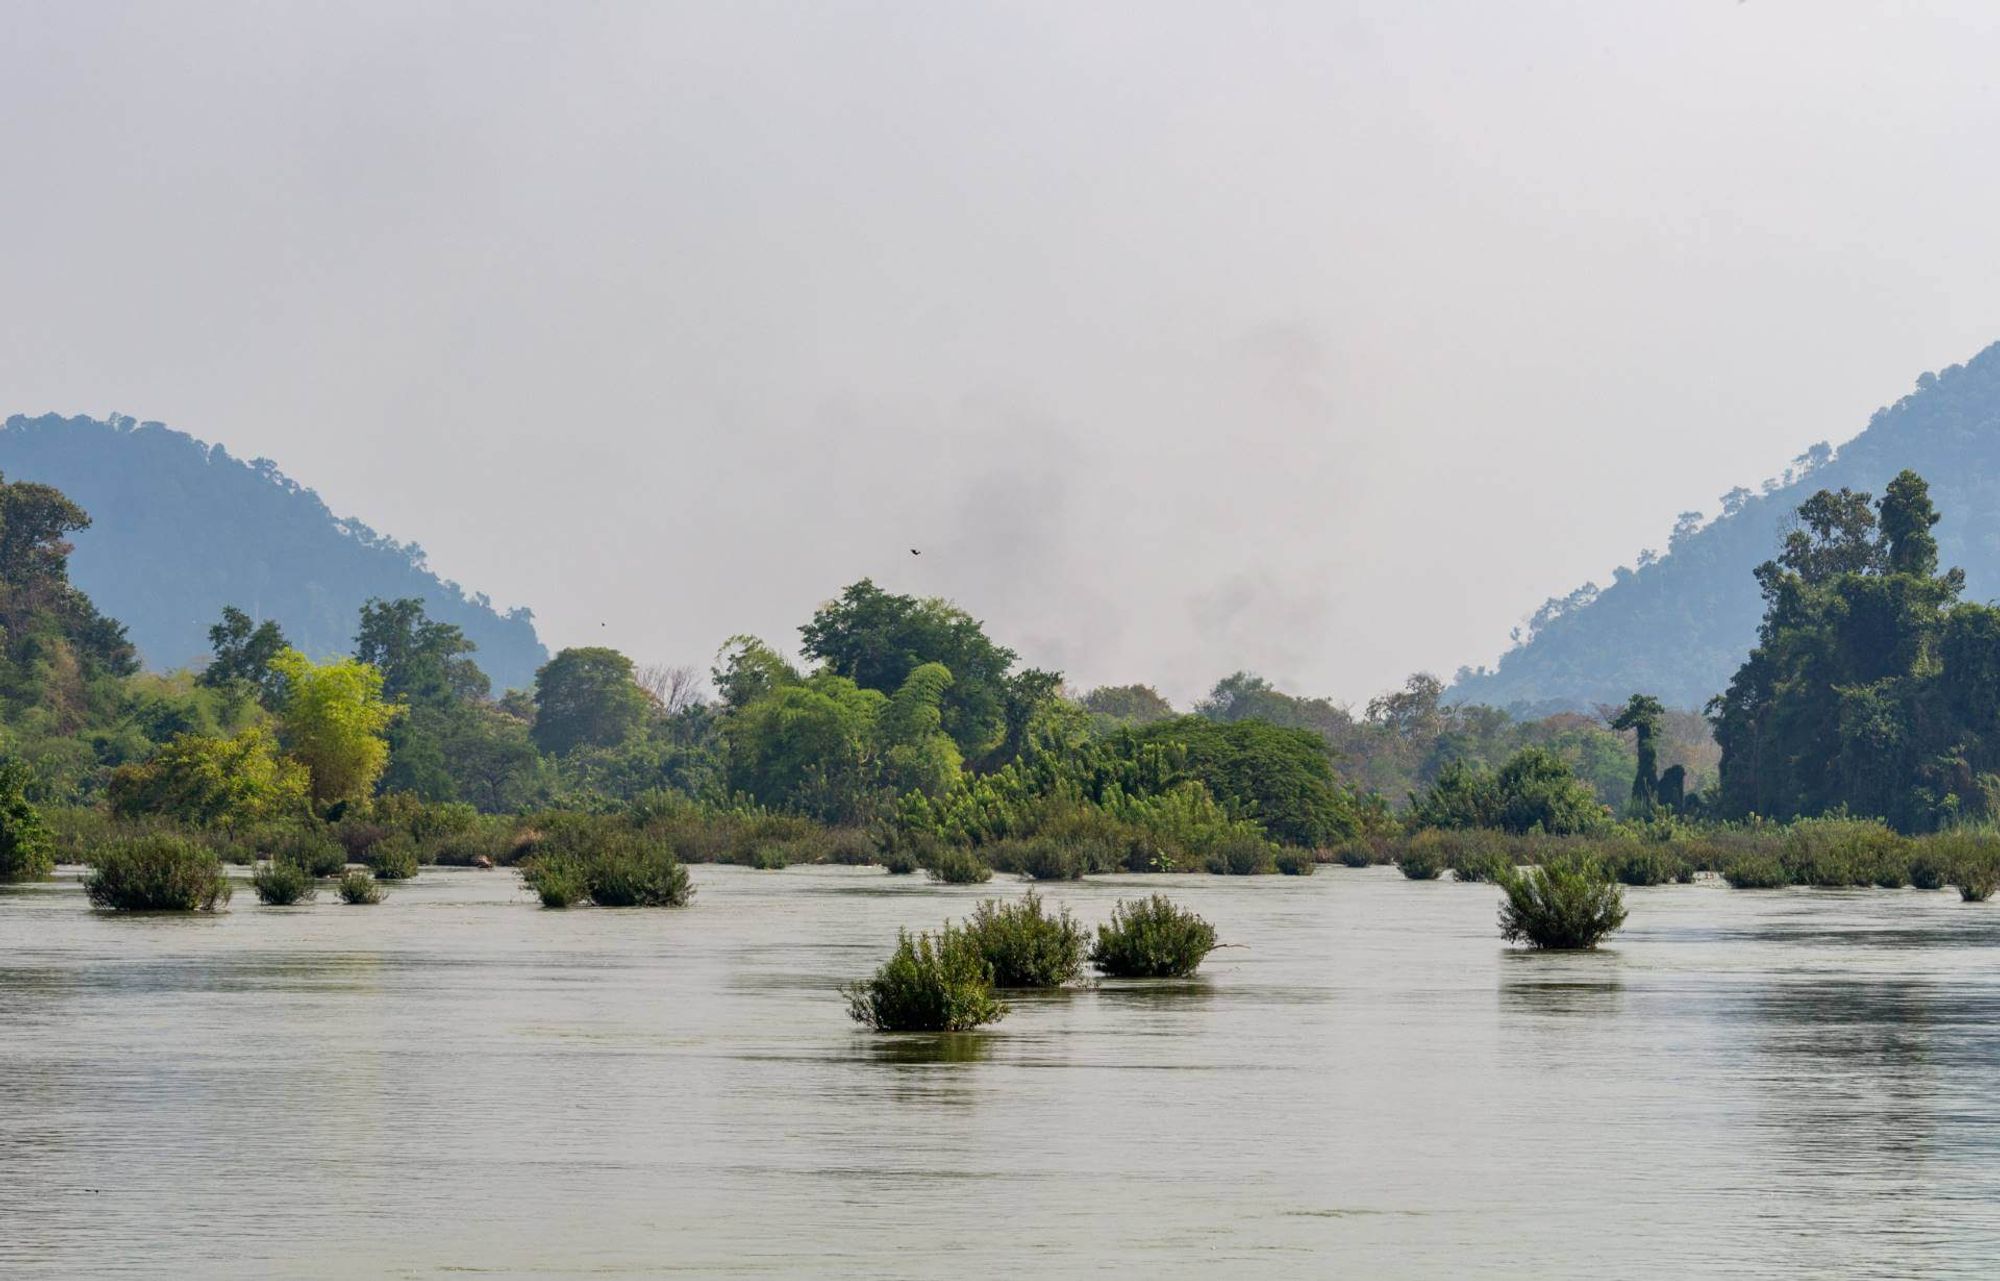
<box><xmin>1089</xmin><ymin>895</ymin><xmax>1219</xmax><ymax>978</ymax></box>
<box><xmin>962</xmin><ymin>890</ymin><xmax>1086</xmax><ymax>988</ymax></box>
<box><xmin>845</xmin><ymin>923</ymin><xmax>1007</xmax><ymax>1032</ymax></box>
<box><xmin>85</xmin><ymin>835</ymin><xmax>232</xmax><ymax>912</ymax></box>
<box><xmin>337</xmin><ymin>869</ymin><xmax>386</xmax><ymax>904</ymax></box>
<box><xmin>1496</xmin><ymin>853</ymin><xmax>1626</xmax><ymax>950</ymax></box>
<box><xmin>251</xmin><ymin>859</ymin><xmax>318</xmax><ymax>905</ymax></box>
<box><xmin>924</xmin><ymin>847</ymin><xmax>992</xmax><ymax>885</ymax></box>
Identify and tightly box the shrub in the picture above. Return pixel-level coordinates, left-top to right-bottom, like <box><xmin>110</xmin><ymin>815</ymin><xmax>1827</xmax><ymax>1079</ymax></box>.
<box><xmin>251</xmin><ymin>859</ymin><xmax>318</xmax><ymax>905</ymax></box>
<box><xmin>1722</xmin><ymin>855</ymin><xmax>1789</xmax><ymax>889</ymax></box>
<box><xmin>0</xmin><ymin>758</ymin><xmax>53</xmax><ymax>882</ymax></box>
<box><xmin>925</xmin><ymin>847</ymin><xmax>992</xmax><ymax>885</ymax></box>
<box><xmin>1781</xmin><ymin>818</ymin><xmax>1907</xmax><ymax>888</ymax></box>
<box><xmin>364</xmin><ymin>834</ymin><xmax>420</xmax><ymax>881</ymax></box>
<box><xmin>1496</xmin><ymin>853</ymin><xmax>1627</xmax><ymax>950</ymax></box>
<box><xmin>1958</xmin><ymin>866</ymin><xmax>1996</xmax><ymax>902</ymax></box>
<box><xmin>845</xmin><ymin>924</ymin><xmax>1006</xmax><ymax>1031</ymax></box>
<box><xmin>880</xmin><ymin>847</ymin><xmax>920</xmax><ymax>875</ymax></box>
<box><xmin>85</xmin><ymin>836</ymin><xmax>232</xmax><ymax>912</ymax></box>
<box><xmin>1609</xmin><ymin>847</ymin><xmax>1677</xmax><ymax>887</ymax></box>
<box><xmin>427</xmin><ymin>822</ymin><xmax>513</xmax><ymax>867</ymax></box>
<box><xmin>1452</xmin><ymin>850</ymin><xmax>1502</xmax><ymax>883</ymax></box>
<box><xmin>1398</xmin><ymin>849</ymin><xmax>1444</xmax><ymax>880</ymax></box>
<box><xmin>1334</xmin><ymin>843</ymin><xmax>1376</xmax><ymax>868</ymax></box>
<box><xmin>962</xmin><ymin>890</ymin><xmax>1086</xmax><ymax>987</ymax></box>
<box><xmin>982</xmin><ymin>837</ymin><xmax>1088</xmax><ymax>882</ymax></box>
<box><xmin>1089</xmin><ymin>895</ymin><xmax>1219</xmax><ymax>978</ymax></box>
<box><xmin>333</xmin><ymin>817</ymin><xmax>393</xmax><ymax>864</ymax></box>
<box><xmin>337</xmin><ymin>869</ymin><xmax>385</xmax><ymax>904</ymax></box>
<box><xmin>1204</xmin><ymin>833</ymin><xmax>1278</xmax><ymax>876</ymax></box>
<box><xmin>1275</xmin><ymin>850</ymin><xmax>1315</xmax><ymax>876</ymax></box>
<box><xmin>1909</xmin><ymin>852</ymin><xmax>1949</xmax><ymax>891</ymax></box>
<box><xmin>522</xmin><ymin>854</ymin><xmax>588</xmax><ymax>908</ymax></box>
<box><xmin>263</xmin><ymin>827</ymin><xmax>346</xmax><ymax>877</ymax></box>
<box><xmin>585</xmin><ymin>845</ymin><xmax>692</xmax><ymax>907</ymax></box>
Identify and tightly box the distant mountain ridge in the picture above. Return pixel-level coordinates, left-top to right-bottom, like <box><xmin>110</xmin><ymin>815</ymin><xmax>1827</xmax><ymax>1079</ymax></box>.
<box><xmin>0</xmin><ymin>414</ymin><xmax>547</xmax><ymax>691</ymax></box>
<box><xmin>1452</xmin><ymin>340</ymin><xmax>2000</xmax><ymax>714</ymax></box>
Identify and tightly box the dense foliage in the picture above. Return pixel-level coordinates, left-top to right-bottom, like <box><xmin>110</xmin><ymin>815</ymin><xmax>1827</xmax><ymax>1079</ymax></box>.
<box><xmin>84</xmin><ymin>835</ymin><xmax>231</xmax><ymax>911</ymax></box>
<box><xmin>1710</xmin><ymin>471</ymin><xmax>2000</xmax><ymax>831</ymax></box>
<box><xmin>1495</xmin><ymin>854</ymin><xmax>1628</xmax><ymax>950</ymax></box>
<box><xmin>961</xmin><ymin>891</ymin><xmax>1086</xmax><ymax>988</ymax></box>
<box><xmin>845</xmin><ymin>924</ymin><xmax>1007</xmax><ymax>1032</ymax></box>
<box><xmin>1089</xmin><ymin>896</ymin><xmax>1219</xmax><ymax>978</ymax></box>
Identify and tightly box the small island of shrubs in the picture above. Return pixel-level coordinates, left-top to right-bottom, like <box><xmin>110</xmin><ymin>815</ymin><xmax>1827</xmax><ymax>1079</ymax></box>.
<box><xmin>846</xmin><ymin>892</ymin><xmax>1220</xmax><ymax>1032</ymax></box>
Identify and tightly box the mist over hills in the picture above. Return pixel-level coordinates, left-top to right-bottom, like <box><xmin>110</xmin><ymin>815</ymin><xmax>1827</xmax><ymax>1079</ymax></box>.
<box><xmin>1453</xmin><ymin>340</ymin><xmax>2000</xmax><ymax>714</ymax></box>
<box><xmin>0</xmin><ymin>414</ymin><xmax>547</xmax><ymax>691</ymax></box>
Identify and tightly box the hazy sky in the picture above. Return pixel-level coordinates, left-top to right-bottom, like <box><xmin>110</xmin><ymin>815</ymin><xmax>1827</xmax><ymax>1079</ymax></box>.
<box><xmin>4</xmin><ymin>2</ymin><xmax>1998</xmax><ymax>704</ymax></box>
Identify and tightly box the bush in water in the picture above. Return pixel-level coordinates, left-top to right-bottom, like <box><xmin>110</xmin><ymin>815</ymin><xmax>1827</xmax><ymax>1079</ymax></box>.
<box><xmin>924</xmin><ymin>847</ymin><xmax>992</xmax><ymax>885</ymax></box>
<box><xmin>0</xmin><ymin>758</ymin><xmax>53</xmax><ymax>883</ymax></box>
<box><xmin>1089</xmin><ymin>895</ymin><xmax>1219</xmax><ymax>979</ymax></box>
<box><xmin>363</xmin><ymin>833</ymin><xmax>420</xmax><ymax>881</ymax></box>
<box><xmin>1275</xmin><ymin>849</ymin><xmax>1316</xmax><ymax>876</ymax></box>
<box><xmin>522</xmin><ymin>854</ymin><xmax>588</xmax><ymax>908</ymax></box>
<box><xmin>584</xmin><ymin>844</ymin><xmax>692</xmax><ymax>907</ymax></box>
<box><xmin>262</xmin><ymin>826</ymin><xmax>346</xmax><ymax>877</ymax></box>
<box><xmin>1496</xmin><ymin>854</ymin><xmax>1627</xmax><ymax>950</ymax></box>
<box><xmin>845</xmin><ymin>923</ymin><xmax>1006</xmax><ymax>1032</ymax></box>
<box><xmin>85</xmin><ymin>835</ymin><xmax>232</xmax><ymax>912</ymax></box>
<box><xmin>337</xmin><ymin>869</ymin><xmax>385</xmax><ymax>904</ymax></box>
<box><xmin>962</xmin><ymin>890</ymin><xmax>1086</xmax><ymax>988</ymax></box>
<box><xmin>251</xmin><ymin>859</ymin><xmax>317</xmax><ymax>905</ymax></box>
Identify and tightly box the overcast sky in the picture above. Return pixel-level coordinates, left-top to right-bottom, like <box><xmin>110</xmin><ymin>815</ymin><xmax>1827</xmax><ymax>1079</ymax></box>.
<box><xmin>3</xmin><ymin>1</ymin><xmax>1997</xmax><ymax>705</ymax></box>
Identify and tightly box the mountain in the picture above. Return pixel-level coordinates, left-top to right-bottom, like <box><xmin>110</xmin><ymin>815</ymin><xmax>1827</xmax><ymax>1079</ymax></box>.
<box><xmin>0</xmin><ymin>414</ymin><xmax>547</xmax><ymax>691</ymax></box>
<box><xmin>1452</xmin><ymin>340</ymin><xmax>2000</xmax><ymax>714</ymax></box>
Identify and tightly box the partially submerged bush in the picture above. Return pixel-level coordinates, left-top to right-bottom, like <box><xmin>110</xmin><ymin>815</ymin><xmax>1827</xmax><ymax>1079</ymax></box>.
<box><xmin>1723</xmin><ymin>855</ymin><xmax>1788</xmax><ymax>889</ymax></box>
<box><xmin>522</xmin><ymin>854</ymin><xmax>588</xmax><ymax>908</ymax></box>
<box><xmin>1958</xmin><ymin>866</ymin><xmax>1996</xmax><ymax>903</ymax></box>
<box><xmin>963</xmin><ymin>890</ymin><xmax>1086</xmax><ymax>987</ymax></box>
<box><xmin>363</xmin><ymin>833</ymin><xmax>420</xmax><ymax>880</ymax></box>
<box><xmin>845</xmin><ymin>923</ymin><xmax>1006</xmax><ymax>1032</ymax></box>
<box><xmin>925</xmin><ymin>847</ymin><xmax>992</xmax><ymax>885</ymax></box>
<box><xmin>1397</xmin><ymin>848</ymin><xmax>1444</xmax><ymax>880</ymax></box>
<box><xmin>1609</xmin><ymin>847</ymin><xmax>1678</xmax><ymax>887</ymax></box>
<box><xmin>252</xmin><ymin>859</ymin><xmax>318</xmax><ymax>905</ymax></box>
<box><xmin>1496</xmin><ymin>853</ymin><xmax>1626</xmax><ymax>950</ymax></box>
<box><xmin>1780</xmin><ymin>818</ymin><xmax>1908</xmax><ymax>888</ymax></box>
<box><xmin>880</xmin><ymin>847</ymin><xmax>920</xmax><ymax>875</ymax></box>
<box><xmin>337</xmin><ymin>869</ymin><xmax>385</xmax><ymax>904</ymax></box>
<box><xmin>1334</xmin><ymin>843</ymin><xmax>1376</xmax><ymax>868</ymax></box>
<box><xmin>1204</xmin><ymin>833</ymin><xmax>1278</xmax><ymax>876</ymax></box>
<box><xmin>261</xmin><ymin>826</ymin><xmax>346</xmax><ymax>877</ymax></box>
<box><xmin>1275</xmin><ymin>849</ymin><xmax>1315</xmax><ymax>876</ymax></box>
<box><xmin>1089</xmin><ymin>895</ymin><xmax>1218</xmax><ymax>978</ymax></box>
<box><xmin>85</xmin><ymin>835</ymin><xmax>232</xmax><ymax>912</ymax></box>
<box><xmin>585</xmin><ymin>845</ymin><xmax>692</xmax><ymax>907</ymax></box>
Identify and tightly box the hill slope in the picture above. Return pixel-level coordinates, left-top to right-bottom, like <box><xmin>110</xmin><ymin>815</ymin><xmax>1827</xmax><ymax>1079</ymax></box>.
<box><xmin>0</xmin><ymin>414</ymin><xmax>547</xmax><ymax>691</ymax></box>
<box><xmin>1453</xmin><ymin>340</ymin><xmax>2000</xmax><ymax>713</ymax></box>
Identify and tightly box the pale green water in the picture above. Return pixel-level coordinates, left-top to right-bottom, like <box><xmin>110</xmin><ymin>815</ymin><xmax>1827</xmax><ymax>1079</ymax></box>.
<box><xmin>3</xmin><ymin>864</ymin><xmax>1999</xmax><ymax>1279</ymax></box>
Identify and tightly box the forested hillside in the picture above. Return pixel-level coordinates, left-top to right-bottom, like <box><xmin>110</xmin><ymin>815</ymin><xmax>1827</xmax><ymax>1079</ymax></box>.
<box><xmin>1454</xmin><ymin>341</ymin><xmax>2000</xmax><ymax>712</ymax></box>
<box><xmin>0</xmin><ymin>414</ymin><xmax>546</xmax><ymax>691</ymax></box>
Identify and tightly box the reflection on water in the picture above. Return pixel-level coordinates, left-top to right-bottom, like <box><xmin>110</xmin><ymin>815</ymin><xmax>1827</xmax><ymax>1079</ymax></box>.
<box><xmin>4</xmin><ymin>866</ymin><xmax>2000</xmax><ymax>1278</ymax></box>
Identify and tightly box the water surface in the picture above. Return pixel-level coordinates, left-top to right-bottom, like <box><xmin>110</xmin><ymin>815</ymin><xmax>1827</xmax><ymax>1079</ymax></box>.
<box><xmin>4</xmin><ymin>865</ymin><xmax>1998</xmax><ymax>1278</ymax></box>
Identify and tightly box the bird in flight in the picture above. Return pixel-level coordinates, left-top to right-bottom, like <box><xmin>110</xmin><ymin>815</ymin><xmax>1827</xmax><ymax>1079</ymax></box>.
<box><xmin>910</xmin><ymin>548</ymin><xmax>921</xmax><ymax>556</ymax></box>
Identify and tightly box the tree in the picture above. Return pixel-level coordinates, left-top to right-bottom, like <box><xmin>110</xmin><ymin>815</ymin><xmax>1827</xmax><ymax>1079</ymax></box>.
<box><xmin>711</xmin><ymin>635</ymin><xmax>799</xmax><ymax>710</ymax></box>
<box><xmin>877</xmin><ymin>662</ymin><xmax>964</xmax><ymax>797</ymax></box>
<box><xmin>722</xmin><ymin>673</ymin><xmax>885</xmax><ymax>821</ymax></box>
<box><xmin>108</xmin><ymin>727</ymin><xmax>312</xmax><ymax>828</ymax></box>
<box><xmin>1129</xmin><ymin>716</ymin><xmax>1361</xmax><ymax>847</ymax></box>
<box><xmin>0</xmin><ymin>757</ymin><xmax>52</xmax><ymax>881</ymax></box>
<box><xmin>637</xmin><ymin>662</ymin><xmax>707</xmax><ymax>715</ymax></box>
<box><xmin>1609</xmin><ymin>694</ymin><xmax>1665</xmax><ymax>816</ymax></box>
<box><xmin>800</xmin><ymin>579</ymin><xmax>1021</xmax><ymax>759</ymax></box>
<box><xmin>532</xmin><ymin>647</ymin><xmax>650</xmax><ymax>756</ymax></box>
<box><xmin>356</xmin><ymin>597</ymin><xmax>490</xmax><ymax>705</ymax></box>
<box><xmin>269</xmin><ymin>648</ymin><xmax>399</xmax><ymax>811</ymax></box>
<box><xmin>1080</xmin><ymin>684</ymin><xmax>1175</xmax><ymax>724</ymax></box>
<box><xmin>197</xmin><ymin>606</ymin><xmax>290</xmax><ymax>706</ymax></box>
<box><xmin>1489</xmin><ymin>747</ymin><xmax>1604</xmax><ymax>835</ymax></box>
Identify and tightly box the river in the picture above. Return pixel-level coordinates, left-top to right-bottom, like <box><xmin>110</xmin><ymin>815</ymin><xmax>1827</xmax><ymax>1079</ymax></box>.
<box><xmin>4</xmin><ymin>864</ymin><xmax>1998</xmax><ymax>1278</ymax></box>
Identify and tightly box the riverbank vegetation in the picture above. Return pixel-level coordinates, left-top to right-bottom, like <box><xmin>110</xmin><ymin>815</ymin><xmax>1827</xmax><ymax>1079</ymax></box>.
<box><xmin>2</xmin><ymin>462</ymin><xmax>1999</xmax><ymax>918</ymax></box>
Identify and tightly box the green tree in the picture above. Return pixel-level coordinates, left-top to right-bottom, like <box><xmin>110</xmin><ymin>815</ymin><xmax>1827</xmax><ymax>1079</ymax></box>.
<box><xmin>0</xmin><ymin>757</ymin><xmax>53</xmax><ymax>880</ymax></box>
<box><xmin>877</xmin><ymin>662</ymin><xmax>964</xmax><ymax>797</ymax></box>
<box><xmin>800</xmin><ymin>579</ymin><xmax>1020</xmax><ymax>760</ymax></box>
<box><xmin>355</xmin><ymin>597</ymin><xmax>490</xmax><ymax>704</ymax></box>
<box><xmin>1129</xmin><ymin>716</ymin><xmax>1361</xmax><ymax>847</ymax></box>
<box><xmin>723</xmin><ymin>673</ymin><xmax>886</xmax><ymax>821</ymax></box>
<box><xmin>269</xmin><ymin>648</ymin><xmax>400</xmax><ymax>810</ymax></box>
<box><xmin>197</xmin><ymin>606</ymin><xmax>290</xmax><ymax>706</ymax></box>
<box><xmin>531</xmin><ymin>647</ymin><xmax>650</xmax><ymax>756</ymax></box>
<box><xmin>1610</xmin><ymin>693</ymin><xmax>1665</xmax><ymax>816</ymax></box>
<box><xmin>1081</xmin><ymin>684</ymin><xmax>1176</xmax><ymax>724</ymax></box>
<box><xmin>108</xmin><ymin>727</ymin><xmax>312</xmax><ymax>828</ymax></box>
<box><xmin>1489</xmin><ymin>747</ymin><xmax>1604</xmax><ymax>835</ymax></box>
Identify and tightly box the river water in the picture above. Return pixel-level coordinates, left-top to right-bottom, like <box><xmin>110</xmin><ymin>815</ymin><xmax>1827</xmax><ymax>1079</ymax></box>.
<box><xmin>3</xmin><ymin>863</ymin><xmax>1998</xmax><ymax>1279</ymax></box>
